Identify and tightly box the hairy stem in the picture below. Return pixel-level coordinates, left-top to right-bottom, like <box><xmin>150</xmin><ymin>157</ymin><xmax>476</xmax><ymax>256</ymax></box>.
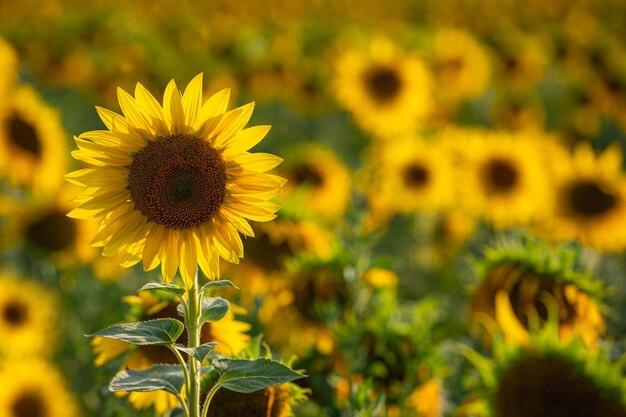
<box><xmin>186</xmin><ymin>268</ymin><xmax>202</xmax><ymax>417</ymax></box>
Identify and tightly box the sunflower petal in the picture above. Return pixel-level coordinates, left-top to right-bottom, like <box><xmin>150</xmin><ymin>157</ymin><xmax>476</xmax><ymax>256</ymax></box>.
<box><xmin>182</xmin><ymin>73</ymin><xmax>203</xmax><ymax>130</ymax></box>
<box><xmin>179</xmin><ymin>231</ymin><xmax>198</xmax><ymax>288</ymax></box>
<box><xmin>134</xmin><ymin>83</ymin><xmax>169</xmax><ymax>135</ymax></box>
<box><xmin>161</xmin><ymin>230</ymin><xmax>180</xmax><ymax>283</ymax></box>
<box><xmin>163</xmin><ymin>79</ymin><xmax>185</xmax><ymax>134</ymax></box>
<box><xmin>142</xmin><ymin>224</ymin><xmax>165</xmax><ymax>271</ymax></box>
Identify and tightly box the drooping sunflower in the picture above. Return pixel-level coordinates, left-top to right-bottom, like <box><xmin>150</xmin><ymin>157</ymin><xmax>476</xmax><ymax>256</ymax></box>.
<box><xmin>456</xmin><ymin>130</ymin><xmax>551</xmax><ymax>229</ymax></box>
<box><xmin>0</xmin><ymin>85</ymin><xmax>67</xmax><ymax>196</ymax></box>
<box><xmin>469</xmin><ymin>237</ymin><xmax>606</xmax><ymax>348</ymax></box>
<box><xmin>0</xmin><ymin>273</ymin><xmax>58</xmax><ymax>358</ymax></box>
<box><xmin>464</xmin><ymin>322</ymin><xmax>626</xmax><ymax>417</ymax></box>
<box><xmin>361</xmin><ymin>134</ymin><xmax>456</xmax><ymax>219</ymax></box>
<box><xmin>333</xmin><ymin>36</ymin><xmax>433</xmax><ymax>137</ymax></box>
<box><xmin>92</xmin><ymin>290</ymin><xmax>251</xmax><ymax>413</ymax></box>
<box><xmin>66</xmin><ymin>73</ymin><xmax>285</xmax><ymax>286</ymax></box>
<box><xmin>430</xmin><ymin>28</ymin><xmax>491</xmax><ymax>102</ymax></box>
<box><xmin>278</xmin><ymin>143</ymin><xmax>351</xmax><ymax>221</ymax></box>
<box><xmin>0</xmin><ymin>359</ymin><xmax>79</xmax><ymax>417</ymax></box>
<box><xmin>536</xmin><ymin>143</ymin><xmax>626</xmax><ymax>252</ymax></box>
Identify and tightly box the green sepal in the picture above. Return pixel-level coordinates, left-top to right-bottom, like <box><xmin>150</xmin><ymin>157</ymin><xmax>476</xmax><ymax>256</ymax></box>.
<box><xmin>174</xmin><ymin>342</ymin><xmax>218</xmax><ymax>363</ymax></box>
<box><xmin>200</xmin><ymin>297</ymin><xmax>229</xmax><ymax>323</ymax></box>
<box><xmin>212</xmin><ymin>358</ymin><xmax>306</xmax><ymax>393</ymax></box>
<box><xmin>200</xmin><ymin>280</ymin><xmax>239</xmax><ymax>292</ymax></box>
<box><xmin>87</xmin><ymin>319</ymin><xmax>184</xmax><ymax>345</ymax></box>
<box><xmin>137</xmin><ymin>282</ymin><xmax>186</xmax><ymax>297</ymax></box>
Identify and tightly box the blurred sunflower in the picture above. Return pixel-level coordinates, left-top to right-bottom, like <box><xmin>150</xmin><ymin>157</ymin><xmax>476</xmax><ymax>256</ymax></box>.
<box><xmin>490</xmin><ymin>32</ymin><xmax>548</xmax><ymax>92</ymax></box>
<box><xmin>0</xmin><ymin>85</ymin><xmax>67</xmax><ymax>196</ymax></box>
<box><xmin>465</xmin><ymin>323</ymin><xmax>626</xmax><ymax>417</ymax></box>
<box><xmin>0</xmin><ymin>37</ymin><xmax>18</xmax><ymax>97</ymax></box>
<box><xmin>431</xmin><ymin>28</ymin><xmax>491</xmax><ymax>102</ymax></box>
<box><xmin>538</xmin><ymin>143</ymin><xmax>626</xmax><ymax>252</ymax></box>
<box><xmin>259</xmin><ymin>261</ymin><xmax>349</xmax><ymax>355</ymax></box>
<box><xmin>279</xmin><ymin>144</ymin><xmax>351</xmax><ymax>221</ymax></box>
<box><xmin>206</xmin><ymin>384</ymin><xmax>298</xmax><ymax>417</ymax></box>
<box><xmin>469</xmin><ymin>238</ymin><xmax>606</xmax><ymax>348</ymax></box>
<box><xmin>362</xmin><ymin>135</ymin><xmax>456</xmax><ymax>218</ymax></box>
<box><xmin>0</xmin><ymin>360</ymin><xmax>79</xmax><ymax>417</ymax></box>
<box><xmin>333</xmin><ymin>37</ymin><xmax>432</xmax><ymax>136</ymax></box>
<box><xmin>457</xmin><ymin>131</ymin><xmax>550</xmax><ymax>229</ymax></box>
<box><xmin>66</xmin><ymin>73</ymin><xmax>285</xmax><ymax>286</ymax></box>
<box><xmin>92</xmin><ymin>290</ymin><xmax>251</xmax><ymax>413</ymax></box>
<box><xmin>405</xmin><ymin>379</ymin><xmax>444</xmax><ymax>417</ymax></box>
<box><xmin>0</xmin><ymin>273</ymin><xmax>58</xmax><ymax>358</ymax></box>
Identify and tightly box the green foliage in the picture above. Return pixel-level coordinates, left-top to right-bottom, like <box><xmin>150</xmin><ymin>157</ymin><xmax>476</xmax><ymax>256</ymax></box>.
<box><xmin>200</xmin><ymin>280</ymin><xmax>239</xmax><ymax>292</ymax></box>
<box><xmin>212</xmin><ymin>358</ymin><xmax>306</xmax><ymax>393</ymax></box>
<box><xmin>200</xmin><ymin>297</ymin><xmax>229</xmax><ymax>323</ymax></box>
<box><xmin>88</xmin><ymin>318</ymin><xmax>184</xmax><ymax>345</ymax></box>
<box><xmin>137</xmin><ymin>282</ymin><xmax>187</xmax><ymax>297</ymax></box>
<box><xmin>109</xmin><ymin>365</ymin><xmax>188</xmax><ymax>396</ymax></box>
<box><xmin>175</xmin><ymin>342</ymin><xmax>218</xmax><ymax>363</ymax></box>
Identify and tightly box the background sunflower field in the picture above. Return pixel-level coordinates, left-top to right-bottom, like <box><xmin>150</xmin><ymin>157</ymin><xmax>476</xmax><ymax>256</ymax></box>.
<box><xmin>1</xmin><ymin>0</ymin><xmax>626</xmax><ymax>416</ymax></box>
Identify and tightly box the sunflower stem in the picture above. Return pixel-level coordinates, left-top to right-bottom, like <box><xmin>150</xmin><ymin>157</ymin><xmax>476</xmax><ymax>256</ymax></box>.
<box><xmin>200</xmin><ymin>383</ymin><xmax>220</xmax><ymax>417</ymax></box>
<box><xmin>186</xmin><ymin>267</ymin><xmax>202</xmax><ymax>417</ymax></box>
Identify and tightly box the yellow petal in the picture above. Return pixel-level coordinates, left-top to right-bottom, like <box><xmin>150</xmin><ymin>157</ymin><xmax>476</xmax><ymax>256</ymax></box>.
<box><xmin>161</xmin><ymin>230</ymin><xmax>180</xmax><ymax>283</ymax></box>
<box><xmin>96</xmin><ymin>106</ymin><xmax>146</xmax><ymax>147</ymax></box>
<box><xmin>179</xmin><ymin>231</ymin><xmax>199</xmax><ymax>288</ymax></box>
<box><xmin>194</xmin><ymin>88</ymin><xmax>230</xmax><ymax>131</ymax></box>
<box><xmin>65</xmin><ymin>167</ymin><xmax>128</xmax><ymax>187</ymax></box>
<box><xmin>134</xmin><ymin>83</ymin><xmax>169</xmax><ymax>136</ymax></box>
<box><xmin>143</xmin><ymin>224</ymin><xmax>165</xmax><ymax>271</ymax></box>
<box><xmin>117</xmin><ymin>87</ymin><xmax>154</xmax><ymax>134</ymax></box>
<box><xmin>229</xmin><ymin>152</ymin><xmax>283</xmax><ymax>173</ymax></box>
<box><xmin>220</xmin><ymin>125</ymin><xmax>270</xmax><ymax>157</ymax></box>
<box><xmin>211</xmin><ymin>103</ymin><xmax>255</xmax><ymax>148</ymax></box>
<box><xmin>182</xmin><ymin>73</ymin><xmax>203</xmax><ymax>130</ymax></box>
<box><xmin>163</xmin><ymin>79</ymin><xmax>185</xmax><ymax>134</ymax></box>
<box><xmin>495</xmin><ymin>291</ymin><xmax>529</xmax><ymax>346</ymax></box>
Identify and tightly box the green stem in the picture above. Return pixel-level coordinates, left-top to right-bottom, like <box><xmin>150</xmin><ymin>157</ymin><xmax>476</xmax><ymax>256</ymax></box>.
<box><xmin>186</xmin><ymin>268</ymin><xmax>202</xmax><ymax>417</ymax></box>
<box><xmin>200</xmin><ymin>383</ymin><xmax>220</xmax><ymax>417</ymax></box>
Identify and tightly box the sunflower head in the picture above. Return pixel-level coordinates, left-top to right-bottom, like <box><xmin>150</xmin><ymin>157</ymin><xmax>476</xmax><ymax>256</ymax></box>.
<box><xmin>66</xmin><ymin>73</ymin><xmax>285</xmax><ymax>286</ymax></box>
<box><xmin>469</xmin><ymin>236</ymin><xmax>606</xmax><ymax>348</ymax></box>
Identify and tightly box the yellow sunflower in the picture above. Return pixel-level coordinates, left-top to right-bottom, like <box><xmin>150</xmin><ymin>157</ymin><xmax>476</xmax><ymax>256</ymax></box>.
<box><xmin>537</xmin><ymin>143</ymin><xmax>626</xmax><ymax>252</ymax></box>
<box><xmin>361</xmin><ymin>135</ymin><xmax>456</xmax><ymax>218</ymax></box>
<box><xmin>0</xmin><ymin>37</ymin><xmax>18</xmax><ymax>98</ymax></box>
<box><xmin>457</xmin><ymin>131</ymin><xmax>551</xmax><ymax>229</ymax></box>
<box><xmin>279</xmin><ymin>143</ymin><xmax>351</xmax><ymax>221</ymax></box>
<box><xmin>469</xmin><ymin>238</ymin><xmax>606</xmax><ymax>348</ymax></box>
<box><xmin>0</xmin><ymin>273</ymin><xmax>58</xmax><ymax>358</ymax></box>
<box><xmin>66</xmin><ymin>73</ymin><xmax>285</xmax><ymax>286</ymax></box>
<box><xmin>92</xmin><ymin>290</ymin><xmax>251</xmax><ymax>413</ymax></box>
<box><xmin>0</xmin><ymin>359</ymin><xmax>79</xmax><ymax>417</ymax></box>
<box><xmin>464</xmin><ymin>321</ymin><xmax>626</xmax><ymax>417</ymax></box>
<box><xmin>431</xmin><ymin>28</ymin><xmax>491</xmax><ymax>102</ymax></box>
<box><xmin>333</xmin><ymin>36</ymin><xmax>433</xmax><ymax>137</ymax></box>
<box><xmin>0</xmin><ymin>85</ymin><xmax>68</xmax><ymax>196</ymax></box>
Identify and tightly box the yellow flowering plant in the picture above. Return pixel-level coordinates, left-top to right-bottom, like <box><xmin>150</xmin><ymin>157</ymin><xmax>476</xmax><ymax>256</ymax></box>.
<box><xmin>67</xmin><ymin>74</ymin><xmax>304</xmax><ymax>417</ymax></box>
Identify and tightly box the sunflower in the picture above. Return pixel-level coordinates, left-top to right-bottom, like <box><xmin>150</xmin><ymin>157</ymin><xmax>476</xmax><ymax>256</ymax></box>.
<box><xmin>92</xmin><ymin>290</ymin><xmax>251</xmax><ymax>413</ymax></box>
<box><xmin>0</xmin><ymin>37</ymin><xmax>18</xmax><ymax>98</ymax></box>
<box><xmin>431</xmin><ymin>28</ymin><xmax>491</xmax><ymax>102</ymax></box>
<box><xmin>490</xmin><ymin>32</ymin><xmax>548</xmax><ymax>92</ymax></box>
<box><xmin>333</xmin><ymin>36</ymin><xmax>433</xmax><ymax>136</ymax></box>
<box><xmin>361</xmin><ymin>134</ymin><xmax>456</xmax><ymax>218</ymax></box>
<box><xmin>0</xmin><ymin>85</ymin><xmax>67</xmax><ymax>196</ymax></box>
<box><xmin>0</xmin><ymin>273</ymin><xmax>58</xmax><ymax>358</ymax></box>
<box><xmin>464</xmin><ymin>322</ymin><xmax>626</xmax><ymax>417</ymax></box>
<box><xmin>536</xmin><ymin>143</ymin><xmax>626</xmax><ymax>252</ymax></box>
<box><xmin>66</xmin><ymin>73</ymin><xmax>285</xmax><ymax>287</ymax></box>
<box><xmin>456</xmin><ymin>131</ymin><xmax>551</xmax><ymax>229</ymax></box>
<box><xmin>0</xmin><ymin>359</ymin><xmax>79</xmax><ymax>417</ymax></box>
<box><xmin>469</xmin><ymin>238</ymin><xmax>606</xmax><ymax>348</ymax></box>
<box><xmin>279</xmin><ymin>143</ymin><xmax>351</xmax><ymax>221</ymax></box>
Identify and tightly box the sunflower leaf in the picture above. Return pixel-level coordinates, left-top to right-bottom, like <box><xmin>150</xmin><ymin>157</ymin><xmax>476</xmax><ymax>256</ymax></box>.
<box><xmin>200</xmin><ymin>280</ymin><xmax>239</xmax><ymax>292</ymax></box>
<box><xmin>212</xmin><ymin>358</ymin><xmax>306</xmax><ymax>393</ymax></box>
<box><xmin>138</xmin><ymin>282</ymin><xmax>186</xmax><ymax>297</ymax></box>
<box><xmin>109</xmin><ymin>365</ymin><xmax>185</xmax><ymax>395</ymax></box>
<box><xmin>88</xmin><ymin>319</ymin><xmax>184</xmax><ymax>345</ymax></box>
<box><xmin>200</xmin><ymin>297</ymin><xmax>230</xmax><ymax>324</ymax></box>
<box><xmin>174</xmin><ymin>342</ymin><xmax>219</xmax><ymax>362</ymax></box>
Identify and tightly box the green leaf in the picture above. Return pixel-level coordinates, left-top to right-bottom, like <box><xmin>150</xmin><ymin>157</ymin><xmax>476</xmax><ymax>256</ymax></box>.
<box><xmin>174</xmin><ymin>342</ymin><xmax>218</xmax><ymax>362</ymax></box>
<box><xmin>109</xmin><ymin>365</ymin><xmax>185</xmax><ymax>395</ymax></box>
<box><xmin>176</xmin><ymin>303</ymin><xmax>186</xmax><ymax>318</ymax></box>
<box><xmin>138</xmin><ymin>282</ymin><xmax>186</xmax><ymax>297</ymax></box>
<box><xmin>213</xmin><ymin>358</ymin><xmax>306</xmax><ymax>393</ymax></box>
<box><xmin>200</xmin><ymin>280</ymin><xmax>238</xmax><ymax>292</ymax></box>
<box><xmin>88</xmin><ymin>319</ymin><xmax>184</xmax><ymax>345</ymax></box>
<box><xmin>200</xmin><ymin>297</ymin><xmax>229</xmax><ymax>323</ymax></box>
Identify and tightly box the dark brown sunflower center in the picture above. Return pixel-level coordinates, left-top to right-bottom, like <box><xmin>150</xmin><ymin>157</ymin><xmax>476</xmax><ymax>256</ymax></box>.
<box><xmin>139</xmin><ymin>302</ymin><xmax>215</xmax><ymax>364</ymax></box>
<box><xmin>567</xmin><ymin>180</ymin><xmax>617</xmax><ymax>217</ymax></box>
<box><xmin>504</xmin><ymin>56</ymin><xmax>519</xmax><ymax>73</ymax></box>
<box><xmin>11</xmin><ymin>391</ymin><xmax>46</xmax><ymax>417</ymax></box>
<box><xmin>496</xmin><ymin>355</ymin><xmax>626</xmax><ymax>417</ymax></box>
<box><xmin>291</xmin><ymin>163</ymin><xmax>323</xmax><ymax>187</ymax></box>
<box><xmin>6</xmin><ymin>113</ymin><xmax>42</xmax><ymax>158</ymax></box>
<box><xmin>292</xmin><ymin>269</ymin><xmax>348</xmax><ymax>323</ymax></box>
<box><xmin>128</xmin><ymin>134</ymin><xmax>226</xmax><ymax>230</ymax></box>
<box><xmin>3</xmin><ymin>301</ymin><xmax>28</xmax><ymax>327</ymax></box>
<box><xmin>207</xmin><ymin>386</ymin><xmax>289</xmax><ymax>417</ymax></box>
<box><xmin>483</xmin><ymin>158</ymin><xmax>518</xmax><ymax>193</ymax></box>
<box><xmin>364</xmin><ymin>66</ymin><xmax>402</xmax><ymax>102</ymax></box>
<box><xmin>402</xmin><ymin>163</ymin><xmax>430</xmax><ymax>188</ymax></box>
<box><xmin>25</xmin><ymin>210</ymin><xmax>77</xmax><ymax>253</ymax></box>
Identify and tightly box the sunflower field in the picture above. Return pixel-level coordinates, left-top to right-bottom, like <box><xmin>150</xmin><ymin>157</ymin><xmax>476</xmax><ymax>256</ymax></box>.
<box><xmin>2</xmin><ymin>0</ymin><xmax>626</xmax><ymax>416</ymax></box>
